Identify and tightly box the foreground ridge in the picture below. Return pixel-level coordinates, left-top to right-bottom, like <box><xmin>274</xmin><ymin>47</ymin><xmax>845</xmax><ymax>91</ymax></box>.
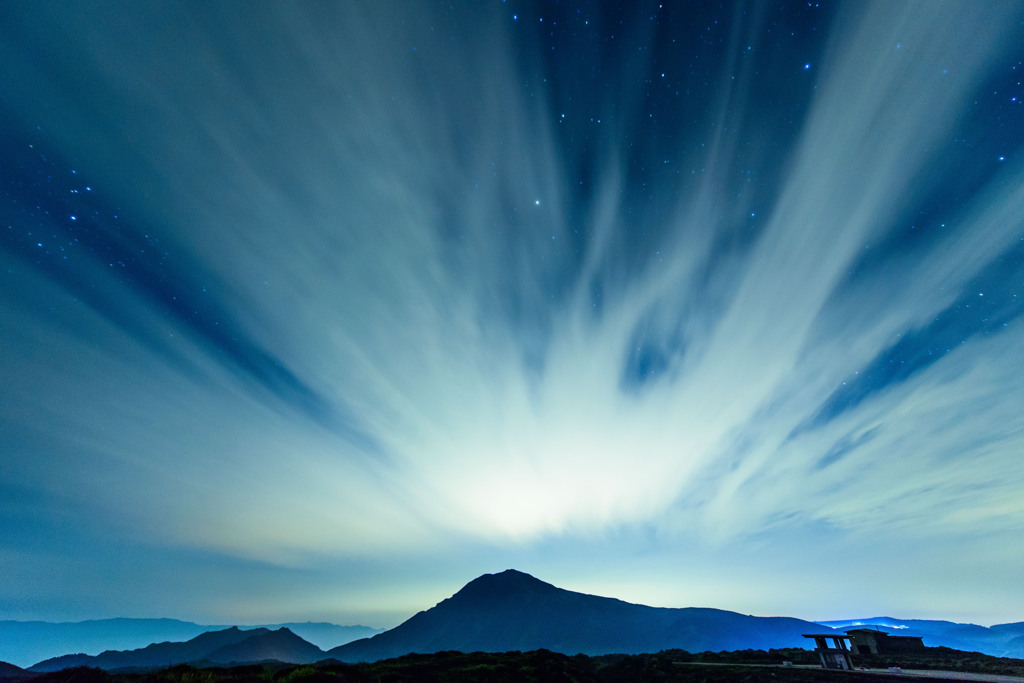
<box><xmin>7</xmin><ymin>647</ymin><xmax>1024</xmax><ymax>683</ymax></box>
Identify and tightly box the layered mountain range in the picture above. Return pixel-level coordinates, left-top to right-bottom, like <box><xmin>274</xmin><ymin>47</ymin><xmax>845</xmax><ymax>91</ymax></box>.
<box><xmin>0</xmin><ymin>620</ymin><xmax>379</xmax><ymax>671</ymax></box>
<box><xmin>27</xmin><ymin>627</ymin><xmax>324</xmax><ymax>672</ymax></box>
<box><xmin>820</xmin><ymin>616</ymin><xmax>1024</xmax><ymax>658</ymax></box>
<box><xmin>5</xmin><ymin>570</ymin><xmax>1023</xmax><ymax>672</ymax></box>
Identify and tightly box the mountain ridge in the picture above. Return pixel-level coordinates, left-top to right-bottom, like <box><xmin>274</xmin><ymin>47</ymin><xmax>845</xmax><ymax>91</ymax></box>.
<box><xmin>28</xmin><ymin>626</ymin><xmax>299</xmax><ymax>672</ymax></box>
<box><xmin>9</xmin><ymin>571</ymin><xmax>1023</xmax><ymax>669</ymax></box>
<box><xmin>0</xmin><ymin>619</ymin><xmax>379</xmax><ymax>669</ymax></box>
<box><xmin>819</xmin><ymin>617</ymin><xmax>1024</xmax><ymax>658</ymax></box>
<box><xmin>203</xmin><ymin>627</ymin><xmax>326</xmax><ymax>666</ymax></box>
<box><xmin>327</xmin><ymin>569</ymin><xmax>828</xmax><ymax>662</ymax></box>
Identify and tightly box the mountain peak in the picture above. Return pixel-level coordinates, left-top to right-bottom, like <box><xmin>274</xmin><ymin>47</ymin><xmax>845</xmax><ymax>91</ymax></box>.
<box><xmin>327</xmin><ymin>570</ymin><xmax>828</xmax><ymax>662</ymax></box>
<box><xmin>205</xmin><ymin>626</ymin><xmax>324</xmax><ymax>665</ymax></box>
<box><xmin>458</xmin><ymin>569</ymin><xmax>553</xmax><ymax>592</ymax></box>
<box><xmin>492</xmin><ymin>568</ymin><xmax>534</xmax><ymax>578</ymax></box>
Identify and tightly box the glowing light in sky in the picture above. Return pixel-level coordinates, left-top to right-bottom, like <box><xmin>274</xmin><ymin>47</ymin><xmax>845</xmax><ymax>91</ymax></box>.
<box><xmin>1</xmin><ymin>0</ymin><xmax>1023</xmax><ymax>627</ymax></box>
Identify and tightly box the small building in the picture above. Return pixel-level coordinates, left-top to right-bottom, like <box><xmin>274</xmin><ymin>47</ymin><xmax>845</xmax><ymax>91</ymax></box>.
<box><xmin>846</xmin><ymin>628</ymin><xmax>925</xmax><ymax>655</ymax></box>
<box><xmin>803</xmin><ymin>633</ymin><xmax>854</xmax><ymax>670</ymax></box>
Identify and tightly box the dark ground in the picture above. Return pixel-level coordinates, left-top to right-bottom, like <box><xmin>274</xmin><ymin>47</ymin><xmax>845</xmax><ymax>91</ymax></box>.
<box><xmin>6</xmin><ymin>646</ymin><xmax>1024</xmax><ymax>683</ymax></box>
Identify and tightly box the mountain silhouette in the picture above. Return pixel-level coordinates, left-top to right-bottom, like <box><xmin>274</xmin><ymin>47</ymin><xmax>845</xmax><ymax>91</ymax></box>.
<box><xmin>29</xmin><ymin>627</ymin><xmax>325</xmax><ymax>672</ymax></box>
<box><xmin>0</xmin><ymin>619</ymin><xmax>210</xmax><ymax>671</ymax></box>
<box><xmin>0</xmin><ymin>618</ymin><xmax>379</xmax><ymax>669</ymax></box>
<box><xmin>327</xmin><ymin>569</ymin><xmax>825</xmax><ymax>662</ymax></box>
<box><xmin>204</xmin><ymin>627</ymin><xmax>325</xmax><ymax>665</ymax></box>
<box><xmin>262</xmin><ymin>623</ymin><xmax>381</xmax><ymax>651</ymax></box>
<box><xmin>0</xmin><ymin>661</ymin><xmax>28</xmax><ymax>680</ymax></box>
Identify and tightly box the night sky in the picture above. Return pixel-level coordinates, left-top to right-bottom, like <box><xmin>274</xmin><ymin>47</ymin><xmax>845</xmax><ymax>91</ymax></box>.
<box><xmin>2</xmin><ymin>1</ymin><xmax>1023</xmax><ymax>630</ymax></box>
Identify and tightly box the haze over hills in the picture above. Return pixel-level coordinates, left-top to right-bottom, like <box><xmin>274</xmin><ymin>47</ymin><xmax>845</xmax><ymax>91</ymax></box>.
<box><xmin>201</xmin><ymin>627</ymin><xmax>326</xmax><ymax>667</ymax></box>
<box><xmin>0</xmin><ymin>620</ymin><xmax>380</xmax><ymax>669</ymax></box>
<box><xmin>819</xmin><ymin>618</ymin><xmax>1024</xmax><ymax>659</ymax></box>
<box><xmin>7</xmin><ymin>571</ymin><xmax>1023</xmax><ymax>671</ymax></box>
<box><xmin>28</xmin><ymin>627</ymin><xmax>327</xmax><ymax>673</ymax></box>
<box><xmin>327</xmin><ymin>569</ymin><xmax>824</xmax><ymax>662</ymax></box>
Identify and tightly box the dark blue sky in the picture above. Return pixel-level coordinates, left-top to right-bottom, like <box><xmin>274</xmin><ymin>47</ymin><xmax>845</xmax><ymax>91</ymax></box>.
<box><xmin>2</xmin><ymin>1</ymin><xmax>1023</xmax><ymax>628</ymax></box>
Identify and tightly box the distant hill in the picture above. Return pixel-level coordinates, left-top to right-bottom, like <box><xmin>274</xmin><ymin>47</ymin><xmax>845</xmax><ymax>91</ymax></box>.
<box><xmin>0</xmin><ymin>661</ymin><xmax>29</xmax><ymax>680</ymax></box>
<box><xmin>327</xmin><ymin>569</ymin><xmax>826</xmax><ymax>662</ymax></box>
<box><xmin>992</xmin><ymin>622</ymin><xmax>1024</xmax><ymax>635</ymax></box>
<box><xmin>262</xmin><ymin>623</ymin><xmax>381</xmax><ymax>652</ymax></box>
<box><xmin>204</xmin><ymin>627</ymin><xmax>326</xmax><ymax>665</ymax></box>
<box><xmin>819</xmin><ymin>617</ymin><xmax>1024</xmax><ymax>658</ymax></box>
<box><xmin>0</xmin><ymin>619</ymin><xmax>209</xmax><ymax>670</ymax></box>
<box><xmin>0</xmin><ymin>619</ymin><xmax>380</xmax><ymax>669</ymax></box>
<box><xmin>28</xmin><ymin>627</ymin><xmax>326</xmax><ymax>672</ymax></box>
<box><xmin>1005</xmin><ymin>634</ymin><xmax>1024</xmax><ymax>657</ymax></box>
<box><xmin>10</xmin><ymin>575</ymin><xmax>1022</xmax><ymax>671</ymax></box>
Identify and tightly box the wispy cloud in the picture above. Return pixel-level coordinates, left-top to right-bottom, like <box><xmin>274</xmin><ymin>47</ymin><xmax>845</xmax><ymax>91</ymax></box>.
<box><xmin>2</xmin><ymin>0</ymin><xmax>1022</xmax><ymax>622</ymax></box>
